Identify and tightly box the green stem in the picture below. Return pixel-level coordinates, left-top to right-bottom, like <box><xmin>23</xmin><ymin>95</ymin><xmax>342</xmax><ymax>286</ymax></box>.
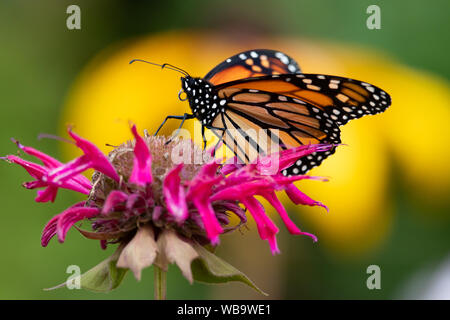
<box><xmin>154</xmin><ymin>265</ymin><xmax>166</xmax><ymax>300</ymax></box>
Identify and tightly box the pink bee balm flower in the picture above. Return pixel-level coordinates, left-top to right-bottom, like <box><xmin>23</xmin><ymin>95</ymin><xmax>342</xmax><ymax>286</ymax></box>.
<box><xmin>2</xmin><ymin>125</ymin><xmax>331</xmax><ymax>295</ymax></box>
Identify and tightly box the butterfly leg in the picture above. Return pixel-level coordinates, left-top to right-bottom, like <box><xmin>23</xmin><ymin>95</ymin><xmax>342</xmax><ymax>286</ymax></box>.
<box><xmin>201</xmin><ymin>126</ymin><xmax>208</xmax><ymax>150</ymax></box>
<box><xmin>203</xmin><ymin>125</ymin><xmax>226</xmax><ymax>156</ymax></box>
<box><xmin>154</xmin><ymin>113</ymin><xmax>194</xmax><ymax>136</ymax></box>
<box><xmin>212</xmin><ymin>132</ymin><xmax>225</xmax><ymax>157</ymax></box>
<box><xmin>165</xmin><ymin>113</ymin><xmax>195</xmax><ymax>145</ymax></box>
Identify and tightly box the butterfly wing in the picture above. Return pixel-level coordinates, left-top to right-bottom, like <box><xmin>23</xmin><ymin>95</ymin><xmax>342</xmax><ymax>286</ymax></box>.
<box><xmin>216</xmin><ymin>73</ymin><xmax>391</xmax><ymax>123</ymax></box>
<box><xmin>204</xmin><ymin>49</ymin><xmax>301</xmax><ymax>86</ymax></box>
<box><xmin>211</xmin><ymin>88</ymin><xmax>340</xmax><ymax>174</ymax></box>
<box><xmin>211</xmin><ymin>74</ymin><xmax>391</xmax><ymax>175</ymax></box>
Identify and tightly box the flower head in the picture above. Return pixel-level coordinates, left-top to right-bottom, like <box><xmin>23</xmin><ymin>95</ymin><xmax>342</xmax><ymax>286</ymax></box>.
<box><xmin>3</xmin><ymin>125</ymin><xmax>330</xmax><ymax>284</ymax></box>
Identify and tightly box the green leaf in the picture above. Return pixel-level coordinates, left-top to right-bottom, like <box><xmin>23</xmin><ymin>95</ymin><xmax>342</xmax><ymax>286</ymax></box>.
<box><xmin>191</xmin><ymin>243</ymin><xmax>267</xmax><ymax>296</ymax></box>
<box><xmin>45</xmin><ymin>245</ymin><xmax>128</xmax><ymax>293</ymax></box>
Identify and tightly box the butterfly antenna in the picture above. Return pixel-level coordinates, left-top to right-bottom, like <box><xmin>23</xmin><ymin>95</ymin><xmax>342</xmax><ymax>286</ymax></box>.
<box><xmin>160</xmin><ymin>63</ymin><xmax>190</xmax><ymax>77</ymax></box>
<box><xmin>129</xmin><ymin>59</ymin><xmax>190</xmax><ymax>77</ymax></box>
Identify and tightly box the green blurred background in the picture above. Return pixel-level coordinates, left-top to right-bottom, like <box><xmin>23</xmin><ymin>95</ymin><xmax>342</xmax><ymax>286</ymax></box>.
<box><xmin>0</xmin><ymin>0</ymin><xmax>449</xmax><ymax>299</ymax></box>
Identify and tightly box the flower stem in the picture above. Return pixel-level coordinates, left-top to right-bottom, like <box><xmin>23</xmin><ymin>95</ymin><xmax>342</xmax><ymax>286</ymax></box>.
<box><xmin>154</xmin><ymin>265</ymin><xmax>166</xmax><ymax>300</ymax></box>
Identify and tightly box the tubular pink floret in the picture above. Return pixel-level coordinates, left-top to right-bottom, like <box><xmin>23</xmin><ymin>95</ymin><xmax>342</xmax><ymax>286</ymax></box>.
<box><xmin>68</xmin><ymin>129</ymin><xmax>120</xmax><ymax>182</ymax></box>
<box><xmin>56</xmin><ymin>206</ymin><xmax>100</xmax><ymax>243</ymax></box>
<box><xmin>285</xmin><ymin>184</ymin><xmax>329</xmax><ymax>212</ymax></box>
<box><xmin>163</xmin><ymin>164</ymin><xmax>188</xmax><ymax>223</ymax></box>
<box><xmin>129</xmin><ymin>125</ymin><xmax>152</xmax><ymax>186</ymax></box>
<box><xmin>261</xmin><ymin>191</ymin><xmax>303</xmax><ymax>235</ymax></box>
<box><xmin>242</xmin><ymin>196</ymin><xmax>280</xmax><ymax>255</ymax></box>
<box><xmin>5</xmin><ymin>155</ymin><xmax>90</xmax><ymax>201</ymax></box>
<box><xmin>41</xmin><ymin>201</ymin><xmax>88</xmax><ymax>246</ymax></box>
<box><xmin>275</xmin><ymin>144</ymin><xmax>334</xmax><ymax>172</ymax></box>
<box><xmin>13</xmin><ymin>139</ymin><xmax>92</xmax><ymax>190</ymax></box>
<box><xmin>12</xmin><ymin>139</ymin><xmax>61</xmax><ymax>168</ymax></box>
<box><xmin>102</xmin><ymin>190</ymin><xmax>129</xmax><ymax>214</ymax></box>
<box><xmin>187</xmin><ymin>161</ymin><xmax>224</xmax><ymax>244</ymax></box>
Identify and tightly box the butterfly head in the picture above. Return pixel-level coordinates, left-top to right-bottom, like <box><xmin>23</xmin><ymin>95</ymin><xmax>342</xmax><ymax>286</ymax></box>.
<box><xmin>180</xmin><ymin>76</ymin><xmax>212</xmax><ymax>97</ymax></box>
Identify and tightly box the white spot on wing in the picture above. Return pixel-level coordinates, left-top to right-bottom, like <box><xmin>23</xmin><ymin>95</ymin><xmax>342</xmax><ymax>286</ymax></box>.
<box><xmin>275</xmin><ymin>52</ymin><xmax>289</xmax><ymax>64</ymax></box>
<box><xmin>329</xmin><ymin>83</ymin><xmax>338</xmax><ymax>89</ymax></box>
<box><xmin>288</xmin><ymin>64</ymin><xmax>297</xmax><ymax>72</ymax></box>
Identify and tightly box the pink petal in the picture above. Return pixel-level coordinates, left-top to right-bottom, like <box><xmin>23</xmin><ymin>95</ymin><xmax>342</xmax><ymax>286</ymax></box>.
<box><xmin>13</xmin><ymin>139</ymin><xmax>61</xmax><ymax>169</ymax></box>
<box><xmin>41</xmin><ymin>202</ymin><xmax>87</xmax><ymax>246</ymax></box>
<box><xmin>129</xmin><ymin>125</ymin><xmax>152</xmax><ymax>186</ymax></box>
<box><xmin>14</xmin><ymin>139</ymin><xmax>92</xmax><ymax>190</ymax></box>
<box><xmin>68</xmin><ymin>129</ymin><xmax>119</xmax><ymax>182</ymax></box>
<box><xmin>5</xmin><ymin>155</ymin><xmax>46</xmax><ymax>180</ymax></box>
<box><xmin>220</xmin><ymin>202</ymin><xmax>247</xmax><ymax>226</ymax></box>
<box><xmin>187</xmin><ymin>161</ymin><xmax>224</xmax><ymax>244</ymax></box>
<box><xmin>126</xmin><ymin>193</ymin><xmax>142</xmax><ymax>210</ymax></box>
<box><xmin>273</xmin><ymin>144</ymin><xmax>334</xmax><ymax>173</ymax></box>
<box><xmin>271</xmin><ymin>174</ymin><xmax>328</xmax><ymax>187</ymax></box>
<box><xmin>197</xmin><ymin>160</ymin><xmax>221</xmax><ymax>179</ymax></box>
<box><xmin>241</xmin><ymin>196</ymin><xmax>280</xmax><ymax>254</ymax></box>
<box><xmin>68</xmin><ymin>174</ymin><xmax>91</xmax><ymax>191</ymax></box>
<box><xmin>220</xmin><ymin>161</ymin><xmax>244</xmax><ymax>175</ymax></box>
<box><xmin>23</xmin><ymin>180</ymin><xmax>46</xmax><ymax>189</ymax></box>
<box><xmin>6</xmin><ymin>155</ymin><xmax>90</xmax><ymax>200</ymax></box>
<box><xmin>285</xmin><ymin>184</ymin><xmax>328</xmax><ymax>212</ymax></box>
<box><xmin>41</xmin><ymin>215</ymin><xmax>59</xmax><ymax>247</ymax></box>
<box><xmin>35</xmin><ymin>185</ymin><xmax>58</xmax><ymax>203</ymax></box>
<box><xmin>102</xmin><ymin>190</ymin><xmax>129</xmax><ymax>214</ymax></box>
<box><xmin>56</xmin><ymin>206</ymin><xmax>100</xmax><ymax>243</ymax></box>
<box><xmin>211</xmin><ymin>180</ymin><xmax>274</xmax><ymax>202</ymax></box>
<box><xmin>191</xmin><ymin>197</ymin><xmax>223</xmax><ymax>245</ymax></box>
<box><xmin>43</xmin><ymin>156</ymin><xmax>93</xmax><ymax>195</ymax></box>
<box><xmin>48</xmin><ymin>156</ymin><xmax>91</xmax><ymax>183</ymax></box>
<box><xmin>152</xmin><ymin>206</ymin><xmax>163</xmax><ymax>221</ymax></box>
<box><xmin>163</xmin><ymin>164</ymin><xmax>188</xmax><ymax>223</ymax></box>
<box><xmin>261</xmin><ymin>191</ymin><xmax>317</xmax><ymax>242</ymax></box>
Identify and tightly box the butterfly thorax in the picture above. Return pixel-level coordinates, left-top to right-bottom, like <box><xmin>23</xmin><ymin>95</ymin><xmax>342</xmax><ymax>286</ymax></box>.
<box><xmin>181</xmin><ymin>76</ymin><xmax>223</xmax><ymax>126</ymax></box>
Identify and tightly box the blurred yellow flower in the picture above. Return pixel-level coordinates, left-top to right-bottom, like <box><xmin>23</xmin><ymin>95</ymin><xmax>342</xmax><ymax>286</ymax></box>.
<box><xmin>60</xmin><ymin>31</ymin><xmax>450</xmax><ymax>256</ymax></box>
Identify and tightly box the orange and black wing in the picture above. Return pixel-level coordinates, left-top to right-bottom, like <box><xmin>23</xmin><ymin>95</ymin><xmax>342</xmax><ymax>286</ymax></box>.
<box><xmin>211</xmin><ymin>74</ymin><xmax>391</xmax><ymax>175</ymax></box>
<box><xmin>216</xmin><ymin>73</ymin><xmax>391</xmax><ymax>126</ymax></box>
<box><xmin>211</xmin><ymin>88</ymin><xmax>341</xmax><ymax>175</ymax></box>
<box><xmin>204</xmin><ymin>49</ymin><xmax>301</xmax><ymax>86</ymax></box>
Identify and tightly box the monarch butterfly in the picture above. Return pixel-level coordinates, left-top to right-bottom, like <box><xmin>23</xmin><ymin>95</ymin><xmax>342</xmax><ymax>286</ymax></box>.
<box><xmin>131</xmin><ymin>49</ymin><xmax>391</xmax><ymax>176</ymax></box>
